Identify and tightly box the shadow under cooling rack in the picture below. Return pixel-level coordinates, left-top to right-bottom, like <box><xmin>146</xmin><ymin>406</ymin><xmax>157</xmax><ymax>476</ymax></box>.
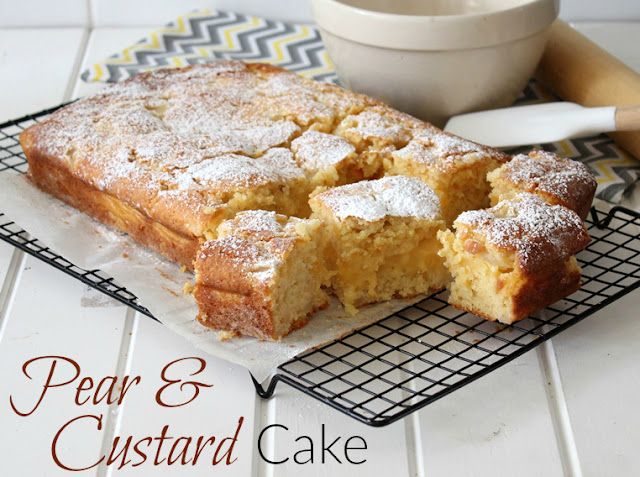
<box><xmin>2</xmin><ymin>106</ymin><xmax>640</xmax><ymax>427</ymax></box>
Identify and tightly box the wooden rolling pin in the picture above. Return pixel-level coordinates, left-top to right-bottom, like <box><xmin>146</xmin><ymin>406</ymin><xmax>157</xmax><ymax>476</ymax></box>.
<box><xmin>536</xmin><ymin>20</ymin><xmax>640</xmax><ymax>159</ymax></box>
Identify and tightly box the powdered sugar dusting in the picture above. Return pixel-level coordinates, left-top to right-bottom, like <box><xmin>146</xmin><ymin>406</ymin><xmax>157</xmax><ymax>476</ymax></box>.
<box><xmin>498</xmin><ymin>151</ymin><xmax>596</xmax><ymax>207</ymax></box>
<box><xmin>456</xmin><ymin>193</ymin><xmax>590</xmax><ymax>272</ymax></box>
<box><xmin>291</xmin><ymin>130</ymin><xmax>355</xmax><ymax>172</ymax></box>
<box><xmin>26</xmin><ymin>62</ymin><xmax>354</xmax><ymax>223</ymax></box>
<box><xmin>393</xmin><ymin>129</ymin><xmax>507</xmax><ymax>172</ymax></box>
<box><xmin>201</xmin><ymin>235</ymin><xmax>281</xmax><ymax>283</ymax></box>
<box><xmin>202</xmin><ymin>210</ymin><xmax>309</xmax><ymax>284</ymax></box>
<box><xmin>336</xmin><ymin>109</ymin><xmax>410</xmax><ymax>144</ymax></box>
<box><xmin>173</xmin><ymin>148</ymin><xmax>304</xmax><ymax>192</ymax></box>
<box><xmin>314</xmin><ymin>176</ymin><xmax>442</xmax><ymax>222</ymax></box>
<box><xmin>25</xmin><ymin>62</ymin><xmax>375</xmax><ymax>222</ymax></box>
<box><xmin>218</xmin><ymin>210</ymin><xmax>302</xmax><ymax>238</ymax></box>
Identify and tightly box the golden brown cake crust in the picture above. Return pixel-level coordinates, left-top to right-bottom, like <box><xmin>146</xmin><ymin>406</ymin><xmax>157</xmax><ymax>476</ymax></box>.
<box><xmin>440</xmin><ymin>195</ymin><xmax>589</xmax><ymax>324</ymax></box>
<box><xmin>25</xmin><ymin>147</ymin><xmax>199</xmax><ymax>268</ymax></box>
<box><xmin>454</xmin><ymin>194</ymin><xmax>590</xmax><ymax>275</ymax></box>
<box><xmin>193</xmin><ymin>211</ymin><xmax>328</xmax><ymax>340</ymax></box>
<box><xmin>449</xmin><ymin>260</ymin><xmax>582</xmax><ymax>324</ymax></box>
<box><xmin>194</xmin><ymin>257</ymin><xmax>279</xmax><ymax>340</ymax></box>
<box><xmin>391</xmin><ymin>129</ymin><xmax>510</xmax><ymax>174</ymax></box>
<box><xmin>194</xmin><ymin>234</ymin><xmax>292</xmax><ymax>340</ymax></box>
<box><xmin>194</xmin><ymin>282</ymin><xmax>319</xmax><ymax>341</ymax></box>
<box><xmin>490</xmin><ymin>150</ymin><xmax>597</xmax><ymax>219</ymax></box>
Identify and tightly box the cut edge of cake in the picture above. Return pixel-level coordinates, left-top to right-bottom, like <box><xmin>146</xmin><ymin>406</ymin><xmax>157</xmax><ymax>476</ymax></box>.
<box><xmin>438</xmin><ymin>193</ymin><xmax>591</xmax><ymax>324</ymax></box>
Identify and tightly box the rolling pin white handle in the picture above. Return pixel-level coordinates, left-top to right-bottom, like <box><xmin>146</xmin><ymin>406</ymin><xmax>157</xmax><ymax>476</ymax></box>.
<box><xmin>615</xmin><ymin>105</ymin><xmax>640</xmax><ymax>131</ymax></box>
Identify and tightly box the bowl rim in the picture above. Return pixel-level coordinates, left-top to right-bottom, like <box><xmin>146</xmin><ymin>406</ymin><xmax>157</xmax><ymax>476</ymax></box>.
<box><xmin>311</xmin><ymin>0</ymin><xmax>560</xmax><ymax>50</ymax></box>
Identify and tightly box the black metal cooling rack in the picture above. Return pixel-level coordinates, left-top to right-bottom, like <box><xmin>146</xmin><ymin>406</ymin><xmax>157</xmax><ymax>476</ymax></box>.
<box><xmin>2</xmin><ymin>106</ymin><xmax>640</xmax><ymax>427</ymax></box>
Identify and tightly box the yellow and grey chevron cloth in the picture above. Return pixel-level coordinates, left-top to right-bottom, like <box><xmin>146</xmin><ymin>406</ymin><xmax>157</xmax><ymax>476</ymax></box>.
<box><xmin>81</xmin><ymin>9</ymin><xmax>639</xmax><ymax>203</ymax></box>
<box><xmin>81</xmin><ymin>9</ymin><xmax>336</xmax><ymax>83</ymax></box>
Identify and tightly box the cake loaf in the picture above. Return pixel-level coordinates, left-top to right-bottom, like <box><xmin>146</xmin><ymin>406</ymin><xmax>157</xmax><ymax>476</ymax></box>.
<box><xmin>20</xmin><ymin>61</ymin><xmax>595</xmax><ymax>340</ymax></box>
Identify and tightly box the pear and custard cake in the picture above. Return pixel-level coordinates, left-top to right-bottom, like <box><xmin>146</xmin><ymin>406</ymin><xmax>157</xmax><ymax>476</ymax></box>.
<box><xmin>290</xmin><ymin>130</ymin><xmax>359</xmax><ymax>188</ymax></box>
<box><xmin>310</xmin><ymin>176</ymin><xmax>449</xmax><ymax>314</ymax></box>
<box><xmin>19</xmin><ymin>61</ymin><xmax>378</xmax><ymax>268</ymax></box>
<box><xmin>488</xmin><ymin>150</ymin><xmax>597</xmax><ymax>220</ymax></box>
<box><xmin>194</xmin><ymin>210</ymin><xmax>331</xmax><ymax>340</ymax></box>
<box><xmin>387</xmin><ymin>129</ymin><xmax>510</xmax><ymax>224</ymax></box>
<box><xmin>333</xmin><ymin>105</ymin><xmax>421</xmax><ymax>179</ymax></box>
<box><xmin>20</xmin><ymin>60</ymin><xmax>594</xmax><ymax>339</ymax></box>
<box><xmin>438</xmin><ymin>194</ymin><xmax>590</xmax><ymax>324</ymax></box>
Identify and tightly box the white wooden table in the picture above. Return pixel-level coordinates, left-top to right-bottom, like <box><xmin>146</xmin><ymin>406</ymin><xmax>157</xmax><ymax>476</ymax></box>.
<box><xmin>1</xmin><ymin>5</ymin><xmax>640</xmax><ymax>476</ymax></box>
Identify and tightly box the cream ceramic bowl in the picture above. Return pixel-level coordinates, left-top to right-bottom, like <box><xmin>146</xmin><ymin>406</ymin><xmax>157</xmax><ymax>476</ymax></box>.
<box><xmin>312</xmin><ymin>0</ymin><xmax>559</xmax><ymax>126</ymax></box>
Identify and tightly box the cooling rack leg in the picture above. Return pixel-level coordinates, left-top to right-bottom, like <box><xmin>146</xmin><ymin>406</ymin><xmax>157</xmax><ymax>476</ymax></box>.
<box><xmin>589</xmin><ymin>207</ymin><xmax>602</xmax><ymax>228</ymax></box>
<box><xmin>251</xmin><ymin>374</ymin><xmax>280</xmax><ymax>399</ymax></box>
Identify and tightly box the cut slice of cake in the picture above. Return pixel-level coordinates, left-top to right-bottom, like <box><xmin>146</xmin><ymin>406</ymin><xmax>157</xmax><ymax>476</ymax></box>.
<box><xmin>168</xmin><ymin>147</ymin><xmax>311</xmax><ymax>239</ymax></box>
<box><xmin>437</xmin><ymin>194</ymin><xmax>591</xmax><ymax>324</ymax></box>
<box><xmin>487</xmin><ymin>150</ymin><xmax>597</xmax><ymax>220</ymax></box>
<box><xmin>290</xmin><ymin>130</ymin><xmax>359</xmax><ymax>188</ymax></box>
<box><xmin>194</xmin><ymin>210</ymin><xmax>331</xmax><ymax>340</ymax></box>
<box><xmin>387</xmin><ymin>129</ymin><xmax>510</xmax><ymax>224</ymax></box>
<box><xmin>332</xmin><ymin>106</ymin><xmax>417</xmax><ymax>179</ymax></box>
<box><xmin>310</xmin><ymin>176</ymin><xmax>449</xmax><ymax>314</ymax></box>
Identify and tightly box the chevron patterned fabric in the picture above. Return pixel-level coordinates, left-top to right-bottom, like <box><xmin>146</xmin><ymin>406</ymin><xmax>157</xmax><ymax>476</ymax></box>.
<box><xmin>80</xmin><ymin>9</ymin><xmax>337</xmax><ymax>83</ymax></box>
<box><xmin>81</xmin><ymin>9</ymin><xmax>639</xmax><ymax>204</ymax></box>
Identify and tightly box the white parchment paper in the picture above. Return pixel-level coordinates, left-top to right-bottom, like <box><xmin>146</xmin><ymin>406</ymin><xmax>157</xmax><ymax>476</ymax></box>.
<box><xmin>0</xmin><ymin>173</ymin><xmax>421</xmax><ymax>381</ymax></box>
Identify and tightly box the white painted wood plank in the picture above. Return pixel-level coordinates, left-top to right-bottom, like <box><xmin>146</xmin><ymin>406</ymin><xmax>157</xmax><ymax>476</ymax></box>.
<box><xmin>0</xmin><ymin>0</ymin><xmax>88</xmax><ymax>27</ymax></box>
<box><xmin>0</xmin><ymin>26</ymin><xmax>129</xmax><ymax>477</ymax></box>
<box><xmin>543</xmin><ymin>23</ymin><xmax>640</xmax><ymax>477</ymax></box>
<box><xmin>0</xmin><ymin>242</ymin><xmax>14</xmax><ymax>288</ymax></box>
<box><xmin>72</xmin><ymin>27</ymin><xmax>152</xmax><ymax>98</ymax></box>
<box><xmin>552</xmin><ymin>291</ymin><xmax>640</xmax><ymax>477</ymax></box>
<box><xmin>0</xmin><ymin>28</ymin><xmax>87</xmax><ymax>122</ymax></box>
<box><xmin>561</xmin><ymin>1</ymin><xmax>640</xmax><ymax>22</ymax></box>
<box><xmin>105</xmin><ymin>316</ymin><xmax>257</xmax><ymax>476</ymax></box>
<box><xmin>0</xmin><ymin>26</ymin><xmax>87</xmax><ymax>346</ymax></box>
<box><xmin>572</xmin><ymin>22</ymin><xmax>640</xmax><ymax>72</ymax></box>
<box><xmin>263</xmin><ymin>382</ymin><xmax>411</xmax><ymax>476</ymax></box>
<box><xmin>414</xmin><ymin>351</ymin><xmax>565</xmax><ymax>476</ymax></box>
<box><xmin>0</xmin><ymin>28</ymin><xmax>86</xmax><ymax>304</ymax></box>
<box><xmin>90</xmin><ymin>0</ymin><xmax>210</xmax><ymax>27</ymax></box>
<box><xmin>0</xmin><ymin>26</ymin><xmax>86</xmax><ymax>326</ymax></box>
<box><xmin>0</xmin><ymin>257</ymin><xmax>128</xmax><ymax>476</ymax></box>
<box><xmin>89</xmin><ymin>0</ymin><xmax>313</xmax><ymax>27</ymax></box>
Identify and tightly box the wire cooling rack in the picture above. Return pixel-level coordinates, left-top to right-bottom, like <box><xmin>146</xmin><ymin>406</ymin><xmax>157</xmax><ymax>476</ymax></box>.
<box><xmin>2</xmin><ymin>106</ymin><xmax>640</xmax><ymax>427</ymax></box>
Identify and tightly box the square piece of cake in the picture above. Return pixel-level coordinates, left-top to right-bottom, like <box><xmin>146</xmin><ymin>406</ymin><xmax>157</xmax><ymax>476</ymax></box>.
<box><xmin>290</xmin><ymin>130</ymin><xmax>359</xmax><ymax>188</ymax></box>
<box><xmin>437</xmin><ymin>194</ymin><xmax>591</xmax><ymax>324</ymax></box>
<box><xmin>487</xmin><ymin>150</ymin><xmax>597</xmax><ymax>220</ymax></box>
<box><xmin>388</xmin><ymin>129</ymin><xmax>509</xmax><ymax>224</ymax></box>
<box><xmin>333</xmin><ymin>106</ymin><xmax>418</xmax><ymax>179</ymax></box>
<box><xmin>194</xmin><ymin>210</ymin><xmax>330</xmax><ymax>340</ymax></box>
<box><xmin>310</xmin><ymin>176</ymin><xmax>449</xmax><ymax>314</ymax></box>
